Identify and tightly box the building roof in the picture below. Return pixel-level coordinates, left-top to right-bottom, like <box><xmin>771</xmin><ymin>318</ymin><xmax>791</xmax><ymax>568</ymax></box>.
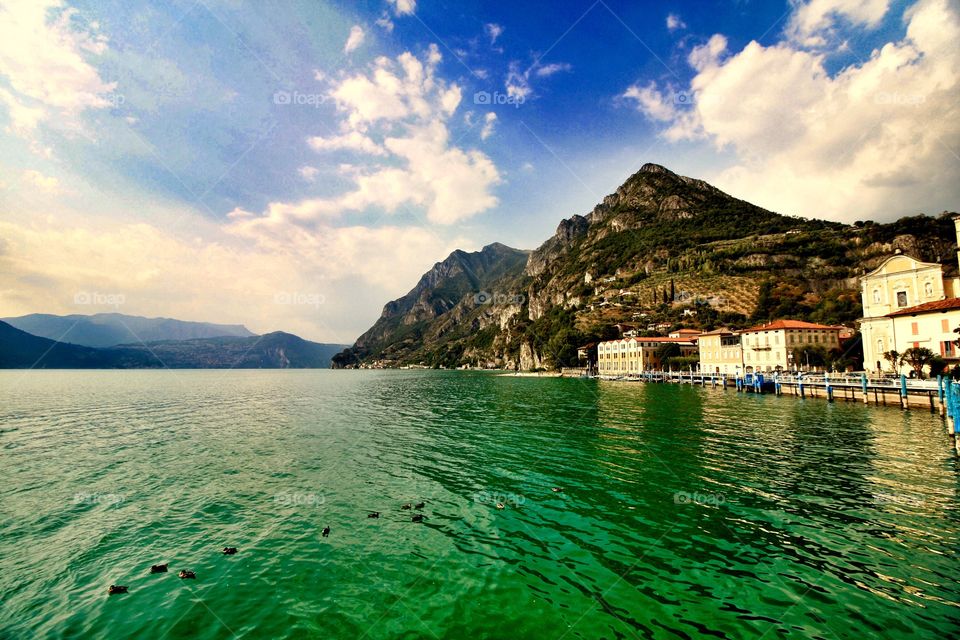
<box><xmin>698</xmin><ymin>328</ymin><xmax>735</xmax><ymax>336</ymax></box>
<box><xmin>741</xmin><ymin>319</ymin><xmax>843</xmax><ymax>333</ymax></box>
<box><xmin>599</xmin><ymin>337</ymin><xmax>696</xmax><ymax>346</ymax></box>
<box><xmin>885</xmin><ymin>297</ymin><xmax>960</xmax><ymax>318</ymax></box>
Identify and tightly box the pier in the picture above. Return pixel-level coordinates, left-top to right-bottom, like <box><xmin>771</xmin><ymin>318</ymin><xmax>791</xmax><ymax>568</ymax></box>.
<box><xmin>597</xmin><ymin>370</ymin><xmax>957</xmax><ymax>412</ymax></box>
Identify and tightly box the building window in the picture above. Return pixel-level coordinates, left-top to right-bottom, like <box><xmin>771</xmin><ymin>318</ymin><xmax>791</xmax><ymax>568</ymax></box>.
<box><xmin>911</xmin><ymin>322</ymin><xmax>919</xmax><ymax>336</ymax></box>
<box><xmin>873</xmin><ymin>289</ymin><xmax>881</xmax><ymax>304</ymax></box>
<box><xmin>896</xmin><ymin>291</ymin><xmax>908</xmax><ymax>308</ymax></box>
<box><xmin>925</xmin><ymin>282</ymin><xmax>934</xmax><ymax>297</ymax></box>
<box><xmin>877</xmin><ymin>339</ymin><xmax>883</xmax><ymax>354</ymax></box>
<box><xmin>945</xmin><ymin>341</ymin><xmax>956</xmax><ymax>357</ymax></box>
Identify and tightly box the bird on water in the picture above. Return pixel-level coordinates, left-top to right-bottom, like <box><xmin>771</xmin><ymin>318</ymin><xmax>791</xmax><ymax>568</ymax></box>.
<box><xmin>150</xmin><ymin>564</ymin><xmax>168</xmax><ymax>573</ymax></box>
<box><xmin>322</xmin><ymin>526</ymin><xmax>331</xmax><ymax>537</ymax></box>
<box><xmin>222</xmin><ymin>547</ymin><xmax>237</xmax><ymax>555</ymax></box>
<box><xmin>179</xmin><ymin>570</ymin><xmax>196</xmax><ymax>579</ymax></box>
<box><xmin>108</xmin><ymin>585</ymin><xmax>128</xmax><ymax>595</ymax></box>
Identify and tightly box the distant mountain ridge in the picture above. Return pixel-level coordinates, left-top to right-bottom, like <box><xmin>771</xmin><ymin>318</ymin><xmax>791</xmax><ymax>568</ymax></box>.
<box><xmin>1</xmin><ymin>313</ymin><xmax>255</xmax><ymax>348</ymax></box>
<box><xmin>0</xmin><ymin>320</ymin><xmax>347</xmax><ymax>369</ymax></box>
<box><xmin>340</xmin><ymin>163</ymin><xmax>956</xmax><ymax>369</ymax></box>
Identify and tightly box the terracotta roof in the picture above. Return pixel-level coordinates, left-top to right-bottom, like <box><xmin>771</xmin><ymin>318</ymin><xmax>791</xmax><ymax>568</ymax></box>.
<box><xmin>886</xmin><ymin>297</ymin><xmax>960</xmax><ymax>318</ymax></box>
<box><xmin>741</xmin><ymin>319</ymin><xmax>843</xmax><ymax>333</ymax></box>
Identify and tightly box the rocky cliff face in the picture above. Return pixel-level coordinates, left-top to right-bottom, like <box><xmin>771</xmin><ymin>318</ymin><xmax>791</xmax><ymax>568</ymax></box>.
<box><xmin>349</xmin><ymin>243</ymin><xmax>530</xmax><ymax>364</ymax></box>
<box><xmin>342</xmin><ymin>163</ymin><xmax>956</xmax><ymax>370</ymax></box>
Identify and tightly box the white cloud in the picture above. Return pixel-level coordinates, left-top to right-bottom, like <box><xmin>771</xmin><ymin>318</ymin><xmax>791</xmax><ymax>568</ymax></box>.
<box><xmin>624</xmin><ymin>0</ymin><xmax>960</xmax><ymax>222</ymax></box>
<box><xmin>387</xmin><ymin>0</ymin><xmax>416</xmax><ymax>17</ymax></box>
<box><xmin>235</xmin><ymin>45</ymin><xmax>500</xmax><ymax>228</ymax></box>
<box><xmin>485</xmin><ymin>23</ymin><xmax>503</xmax><ymax>44</ymax></box>
<box><xmin>21</xmin><ymin>169</ymin><xmax>59</xmax><ymax>190</ymax></box>
<box><xmin>622</xmin><ymin>82</ymin><xmax>676</xmax><ymax>122</ymax></box>
<box><xmin>0</xmin><ymin>212</ymin><xmax>465</xmax><ymax>343</ymax></box>
<box><xmin>307</xmin><ymin>131</ymin><xmax>386</xmax><ymax>156</ymax></box>
<box><xmin>298</xmin><ymin>166</ymin><xmax>320</xmax><ymax>181</ymax></box>
<box><xmin>506</xmin><ymin>62</ymin><xmax>532</xmax><ymax>100</ymax></box>
<box><xmin>666</xmin><ymin>13</ymin><xmax>687</xmax><ymax>31</ymax></box>
<box><xmin>375</xmin><ymin>13</ymin><xmax>394</xmax><ymax>32</ymax></box>
<box><xmin>480</xmin><ymin>112</ymin><xmax>497</xmax><ymax>140</ymax></box>
<box><xmin>344</xmin><ymin>25</ymin><xmax>365</xmax><ymax>54</ymax></box>
<box><xmin>0</xmin><ymin>1</ymin><xmax>116</xmax><ymax>136</ymax></box>
<box><xmin>535</xmin><ymin>62</ymin><xmax>572</xmax><ymax>77</ymax></box>
<box><xmin>786</xmin><ymin>0</ymin><xmax>890</xmax><ymax>45</ymax></box>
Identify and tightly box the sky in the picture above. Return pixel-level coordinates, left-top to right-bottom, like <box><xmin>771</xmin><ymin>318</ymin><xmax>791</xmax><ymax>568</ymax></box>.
<box><xmin>0</xmin><ymin>0</ymin><xmax>958</xmax><ymax>343</ymax></box>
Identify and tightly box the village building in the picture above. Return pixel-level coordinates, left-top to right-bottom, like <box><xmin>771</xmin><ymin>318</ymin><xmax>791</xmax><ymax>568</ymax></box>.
<box><xmin>697</xmin><ymin>328</ymin><xmax>743</xmax><ymax>374</ymax></box>
<box><xmin>597</xmin><ymin>337</ymin><xmax>697</xmax><ymax>376</ymax></box>
<box><xmin>739</xmin><ymin>320</ymin><xmax>843</xmax><ymax>372</ymax></box>
<box><xmin>697</xmin><ymin>321</ymin><xmax>844</xmax><ymax>374</ymax></box>
<box><xmin>859</xmin><ymin>220</ymin><xmax>960</xmax><ymax>373</ymax></box>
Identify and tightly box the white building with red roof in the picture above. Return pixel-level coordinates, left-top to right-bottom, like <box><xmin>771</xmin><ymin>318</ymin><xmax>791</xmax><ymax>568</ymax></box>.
<box><xmin>859</xmin><ymin>218</ymin><xmax>960</xmax><ymax>373</ymax></box>
<box><xmin>738</xmin><ymin>320</ymin><xmax>844</xmax><ymax>373</ymax></box>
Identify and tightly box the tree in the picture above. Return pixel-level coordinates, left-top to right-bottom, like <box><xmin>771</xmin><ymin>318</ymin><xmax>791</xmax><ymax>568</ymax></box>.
<box><xmin>882</xmin><ymin>350</ymin><xmax>901</xmax><ymax>374</ymax></box>
<box><xmin>929</xmin><ymin>356</ymin><xmax>948</xmax><ymax>378</ymax></box>
<box><xmin>655</xmin><ymin>343</ymin><xmax>681</xmax><ymax>369</ymax></box>
<box><xmin>669</xmin><ymin>279</ymin><xmax>675</xmax><ymax>302</ymax></box>
<box><xmin>792</xmin><ymin>345</ymin><xmax>828</xmax><ymax>370</ymax></box>
<box><xmin>901</xmin><ymin>347</ymin><xmax>934</xmax><ymax>379</ymax></box>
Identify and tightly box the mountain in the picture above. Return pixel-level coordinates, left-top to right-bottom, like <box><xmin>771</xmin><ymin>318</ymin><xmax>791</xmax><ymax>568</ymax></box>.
<box><xmin>0</xmin><ymin>321</ymin><xmax>151</xmax><ymax>368</ymax></box>
<box><xmin>1</xmin><ymin>313</ymin><xmax>255</xmax><ymax>348</ymax></box>
<box><xmin>341</xmin><ymin>163</ymin><xmax>957</xmax><ymax>370</ymax></box>
<box><xmin>0</xmin><ymin>321</ymin><xmax>347</xmax><ymax>369</ymax></box>
<box><xmin>111</xmin><ymin>332</ymin><xmax>346</xmax><ymax>368</ymax></box>
<box><xmin>342</xmin><ymin>243</ymin><xmax>529</xmax><ymax>366</ymax></box>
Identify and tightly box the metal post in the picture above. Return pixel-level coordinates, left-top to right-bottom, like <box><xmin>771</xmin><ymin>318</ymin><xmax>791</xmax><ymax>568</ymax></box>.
<box><xmin>900</xmin><ymin>374</ymin><xmax>908</xmax><ymax>410</ymax></box>
<box><xmin>861</xmin><ymin>373</ymin><xmax>868</xmax><ymax>405</ymax></box>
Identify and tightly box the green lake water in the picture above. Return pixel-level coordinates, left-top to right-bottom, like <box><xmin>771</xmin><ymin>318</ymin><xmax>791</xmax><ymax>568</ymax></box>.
<box><xmin>1</xmin><ymin>370</ymin><xmax>959</xmax><ymax>639</ymax></box>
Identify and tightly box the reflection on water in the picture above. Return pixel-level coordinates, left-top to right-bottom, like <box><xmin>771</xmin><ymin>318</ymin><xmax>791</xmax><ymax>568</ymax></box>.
<box><xmin>1</xmin><ymin>370</ymin><xmax>958</xmax><ymax>639</ymax></box>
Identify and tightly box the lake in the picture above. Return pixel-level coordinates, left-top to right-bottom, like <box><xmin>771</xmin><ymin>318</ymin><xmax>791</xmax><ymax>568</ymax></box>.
<box><xmin>1</xmin><ymin>370</ymin><xmax>958</xmax><ymax>639</ymax></box>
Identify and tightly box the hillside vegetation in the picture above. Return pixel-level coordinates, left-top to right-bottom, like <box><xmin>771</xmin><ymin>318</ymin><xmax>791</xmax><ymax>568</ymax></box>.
<box><xmin>337</xmin><ymin>164</ymin><xmax>956</xmax><ymax>370</ymax></box>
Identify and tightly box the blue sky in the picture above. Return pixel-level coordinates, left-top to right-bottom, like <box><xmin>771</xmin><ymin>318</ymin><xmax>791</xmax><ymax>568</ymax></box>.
<box><xmin>1</xmin><ymin>0</ymin><xmax>957</xmax><ymax>341</ymax></box>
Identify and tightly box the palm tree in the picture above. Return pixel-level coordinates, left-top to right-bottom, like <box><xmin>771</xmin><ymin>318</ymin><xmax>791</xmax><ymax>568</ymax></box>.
<box><xmin>882</xmin><ymin>350</ymin><xmax>901</xmax><ymax>374</ymax></box>
<box><xmin>901</xmin><ymin>347</ymin><xmax>934</xmax><ymax>379</ymax></box>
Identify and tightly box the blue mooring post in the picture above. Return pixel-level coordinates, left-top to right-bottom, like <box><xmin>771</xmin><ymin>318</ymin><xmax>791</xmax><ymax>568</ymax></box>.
<box><xmin>825</xmin><ymin>372</ymin><xmax>833</xmax><ymax>402</ymax></box>
<box><xmin>938</xmin><ymin>375</ymin><xmax>946</xmax><ymax>418</ymax></box>
<box><xmin>952</xmin><ymin>383</ymin><xmax>960</xmax><ymax>452</ymax></box>
<box><xmin>756</xmin><ymin>373</ymin><xmax>764</xmax><ymax>394</ymax></box>
<box><xmin>900</xmin><ymin>374</ymin><xmax>908</xmax><ymax>410</ymax></box>
<box><xmin>799</xmin><ymin>374</ymin><xmax>805</xmax><ymax>398</ymax></box>
<box><xmin>861</xmin><ymin>373</ymin><xmax>868</xmax><ymax>405</ymax></box>
<box><xmin>775</xmin><ymin>373</ymin><xmax>781</xmax><ymax>396</ymax></box>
